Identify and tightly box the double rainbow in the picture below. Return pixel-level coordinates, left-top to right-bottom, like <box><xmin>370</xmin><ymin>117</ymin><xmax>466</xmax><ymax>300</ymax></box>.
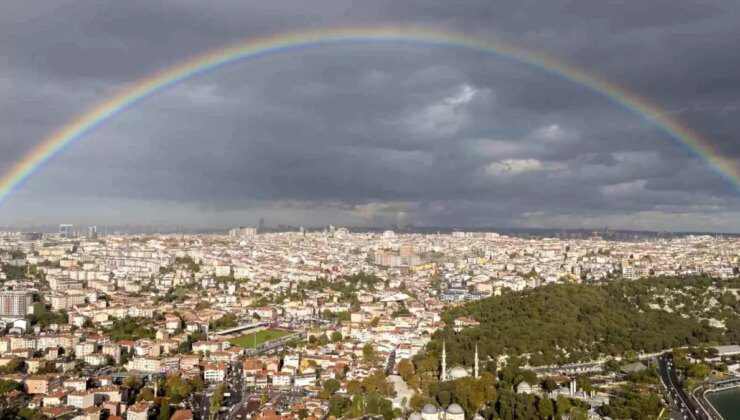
<box><xmin>1</xmin><ymin>25</ymin><xmax>737</xmax><ymax>204</ymax></box>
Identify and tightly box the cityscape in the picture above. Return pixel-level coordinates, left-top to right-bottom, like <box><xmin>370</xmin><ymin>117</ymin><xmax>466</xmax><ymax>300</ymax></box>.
<box><xmin>0</xmin><ymin>224</ymin><xmax>737</xmax><ymax>419</ymax></box>
<box><xmin>1</xmin><ymin>1</ymin><xmax>739</xmax><ymax>419</ymax></box>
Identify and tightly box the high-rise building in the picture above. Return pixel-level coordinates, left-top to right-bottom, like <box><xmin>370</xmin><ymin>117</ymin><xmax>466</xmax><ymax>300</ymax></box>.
<box><xmin>0</xmin><ymin>291</ymin><xmax>32</xmax><ymax>318</ymax></box>
<box><xmin>228</xmin><ymin>226</ymin><xmax>257</xmax><ymax>237</ymax></box>
<box><xmin>86</xmin><ymin>226</ymin><xmax>98</xmax><ymax>239</ymax></box>
<box><xmin>259</xmin><ymin>218</ymin><xmax>266</xmax><ymax>233</ymax></box>
<box><xmin>59</xmin><ymin>224</ymin><xmax>74</xmax><ymax>238</ymax></box>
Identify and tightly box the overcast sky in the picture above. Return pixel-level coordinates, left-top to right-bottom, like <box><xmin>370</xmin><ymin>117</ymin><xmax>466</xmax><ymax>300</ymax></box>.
<box><xmin>1</xmin><ymin>0</ymin><xmax>739</xmax><ymax>232</ymax></box>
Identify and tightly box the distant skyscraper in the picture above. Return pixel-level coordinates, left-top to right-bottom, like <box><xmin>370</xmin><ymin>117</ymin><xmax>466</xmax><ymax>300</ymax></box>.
<box><xmin>59</xmin><ymin>224</ymin><xmax>74</xmax><ymax>238</ymax></box>
<box><xmin>87</xmin><ymin>226</ymin><xmax>98</xmax><ymax>239</ymax></box>
<box><xmin>259</xmin><ymin>218</ymin><xmax>266</xmax><ymax>233</ymax></box>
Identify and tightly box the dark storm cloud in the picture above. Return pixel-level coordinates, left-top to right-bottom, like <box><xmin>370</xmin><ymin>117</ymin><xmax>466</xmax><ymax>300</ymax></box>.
<box><xmin>0</xmin><ymin>0</ymin><xmax>739</xmax><ymax>231</ymax></box>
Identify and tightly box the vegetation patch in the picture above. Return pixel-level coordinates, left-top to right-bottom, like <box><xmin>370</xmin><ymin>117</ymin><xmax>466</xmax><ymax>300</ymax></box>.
<box><xmin>429</xmin><ymin>276</ymin><xmax>738</xmax><ymax>367</ymax></box>
<box><xmin>228</xmin><ymin>329</ymin><xmax>293</xmax><ymax>349</ymax></box>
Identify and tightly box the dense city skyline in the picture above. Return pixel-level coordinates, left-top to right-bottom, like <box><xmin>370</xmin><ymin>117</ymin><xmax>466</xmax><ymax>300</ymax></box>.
<box><xmin>1</xmin><ymin>1</ymin><xmax>739</xmax><ymax>231</ymax></box>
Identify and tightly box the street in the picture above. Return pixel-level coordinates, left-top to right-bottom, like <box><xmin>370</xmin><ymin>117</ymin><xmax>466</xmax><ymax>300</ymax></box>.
<box><xmin>657</xmin><ymin>354</ymin><xmax>703</xmax><ymax>420</ymax></box>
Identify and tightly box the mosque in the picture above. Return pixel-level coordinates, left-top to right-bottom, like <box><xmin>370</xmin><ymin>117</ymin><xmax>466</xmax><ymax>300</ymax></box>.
<box><xmin>405</xmin><ymin>342</ymin><xmax>482</xmax><ymax>420</ymax></box>
<box><xmin>440</xmin><ymin>340</ymin><xmax>479</xmax><ymax>381</ymax></box>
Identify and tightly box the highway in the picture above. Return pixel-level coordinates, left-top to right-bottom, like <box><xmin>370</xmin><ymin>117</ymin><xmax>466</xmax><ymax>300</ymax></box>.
<box><xmin>657</xmin><ymin>354</ymin><xmax>703</xmax><ymax>420</ymax></box>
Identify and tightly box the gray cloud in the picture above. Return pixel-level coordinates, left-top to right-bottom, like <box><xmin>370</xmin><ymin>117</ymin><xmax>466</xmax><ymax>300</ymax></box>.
<box><xmin>0</xmin><ymin>0</ymin><xmax>738</xmax><ymax>231</ymax></box>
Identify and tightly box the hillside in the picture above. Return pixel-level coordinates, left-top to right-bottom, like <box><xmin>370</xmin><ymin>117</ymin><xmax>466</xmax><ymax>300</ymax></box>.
<box><xmin>429</xmin><ymin>276</ymin><xmax>739</xmax><ymax>367</ymax></box>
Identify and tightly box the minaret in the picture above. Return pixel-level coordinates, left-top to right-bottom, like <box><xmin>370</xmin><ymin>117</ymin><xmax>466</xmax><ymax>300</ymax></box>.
<box><xmin>441</xmin><ymin>341</ymin><xmax>447</xmax><ymax>381</ymax></box>
<box><xmin>474</xmin><ymin>342</ymin><xmax>479</xmax><ymax>379</ymax></box>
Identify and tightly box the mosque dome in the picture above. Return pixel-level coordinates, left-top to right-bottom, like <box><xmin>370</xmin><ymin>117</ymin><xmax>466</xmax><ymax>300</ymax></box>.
<box><xmin>516</xmin><ymin>381</ymin><xmax>533</xmax><ymax>394</ymax></box>
<box><xmin>447</xmin><ymin>404</ymin><xmax>464</xmax><ymax>415</ymax></box>
<box><xmin>422</xmin><ymin>404</ymin><xmax>439</xmax><ymax>415</ymax></box>
<box><xmin>449</xmin><ymin>366</ymin><xmax>470</xmax><ymax>379</ymax></box>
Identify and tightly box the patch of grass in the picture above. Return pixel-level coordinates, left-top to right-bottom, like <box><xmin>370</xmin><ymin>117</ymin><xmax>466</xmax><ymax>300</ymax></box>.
<box><xmin>228</xmin><ymin>329</ymin><xmax>292</xmax><ymax>349</ymax></box>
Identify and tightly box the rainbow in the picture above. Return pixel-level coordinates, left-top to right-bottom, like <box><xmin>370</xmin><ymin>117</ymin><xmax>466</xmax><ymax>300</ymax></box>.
<box><xmin>1</xmin><ymin>24</ymin><xmax>738</xmax><ymax>204</ymax></box>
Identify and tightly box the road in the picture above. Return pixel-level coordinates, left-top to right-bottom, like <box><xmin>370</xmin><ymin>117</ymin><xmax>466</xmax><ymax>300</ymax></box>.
<box><xmin>227</xmin><ymin>356</ymin><xmax>245</xmax><ymax>406</ymax></box>
<box><xmin>691</xmin><ymin>386</ymin><xmax>726</xmax><ymax>420</ymax></box>
<box><xmin>190</xmin><ymin>391</ymin><xmax>210</xmax><ymax>420</ymax></box>
<box><xmin>657</xmin><ymin>354</ymin><xmax>703</xmax><ymax>420</ymax></box>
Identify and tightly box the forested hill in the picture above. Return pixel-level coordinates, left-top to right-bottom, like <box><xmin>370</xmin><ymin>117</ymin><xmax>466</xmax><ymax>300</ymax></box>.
<box><xmin>430</xmin><ymin>276</ymin><xmax>739</xmax><ymax>367</ymax></box>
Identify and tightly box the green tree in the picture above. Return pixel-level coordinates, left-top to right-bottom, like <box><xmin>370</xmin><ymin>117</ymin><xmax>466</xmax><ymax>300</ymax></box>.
<box><xmin>361</xmin><ymin>371</ymin><xmax>393</xmax><ymax>396</ymax></box>
<box><xmin>539</xmin><ymin>397</ymin><xmax>554</xmax><ymax>419</ymax></box>
<box><xmin>347</xmin><ymin>379</ymin><xmax>362</xmax><ymax>395</ymax></box>
<box><xmin>437</xmin><ymin>390</ymin><xmax>452</xmax><ymax>407</ymax></box>
<box><xmin>569</xmin><ymin>407</ymin><xmax>588</xmax><ymax>420</ymax></box>
<box><xmin>0</xmin><ymin>379</ymin><xmax>20</xmax><ymax>396</ymax></box>
<box><xmin>409</xmin><ymin>395</ymin><xmax>430</xmax><ymax>412</ymax></box>
<box><xmin>397</xmin><ymin>358</ymin><xmax>415</xmax><ymax>382</ymax></box>
<box><xmin>29</xmin><ymin>304</ymin><xmax>68</xmax><ymax>326</ymax></box>
<box><xmin>362</xmin><ymin>343</ymin><xmax>377</xmax><ymax>363</ymax></box>
<box><xmin>189</xmin><ymin>376</ymin><xmax>205</xmax><ymax>392</ymax></box>
<box><xmin>542</xmin><ymin>378</ymin><xmax>558</xmax><ymax>393</ymax></box>
<box><xmin>210</xmin><ymin>384</ymin><xmax>226</xmax><ymax>420</ymax></box>
<box><xmin>103</xmin><ymin>316</ymin><xmax>156</xmax><ymax>341</ymax></box>
<box><xmin>159</xmin><ymin>398</ymin><xmax>171</xmax><ymax>420</ymax></box>
<box><xmin>323</xmin><ymin>378</ymin><xmax>340</xmax><ymax>395</ymax></box>
<box><xmin>165</xmin><ymin>376</ymin><xmax>193</xmax><ymax>404</ymax></box>
<box><xmin>137</xmin><ymin>387</ymin><xmax>155</xmax><ymax>402</ymax></box>
<box><xmin>0</xmin><ymin>357</ymin><xmax>22</xmax><ymax>374</ymax></box>
<box><xmin>555</xmin><ymin>395</ymin><xmax>570</xmax><ymax>417</ymax></box>
<box><xmin>330</xmin><ymin>331</ymin><xmax>343</xmax><ymax>343</ymax></box>
<box><xmin>600</xmin><ymin>386</ymin><xmax>661</xmax><ymax>419</ymax></box>
<box><xmin>688</xmin><ymin>362</ymin><xmax>711</xmax><ymax>379</ymax></box>
<box><xmin>576</xmin><ymin>375</ymin><xmax>592</xmax><ymax>395</ymax></box>
<box><xmin>17</xmin><ymin>408</ymin><xmax>43</xmax><ymax>420</ymax></box>
<box><xmin>328</xmin><ymin>394</ymin><xmax>351</xmax><ymax>417</ymax></box>
<box><xmin>209</xmin><ymin>313</ymin><xmax>238</xmax><ymax>331</ymax></box>
<box><xmin>123</xmin><ymin>375</ymin><xmax>143</xmax><ymax>390</ymax></box>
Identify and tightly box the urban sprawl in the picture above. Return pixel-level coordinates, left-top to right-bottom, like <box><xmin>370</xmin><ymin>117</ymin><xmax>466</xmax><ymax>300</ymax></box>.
<box><xmin>0</xmin><ymin>225</ymin><xmax>738</xmax><ymax>420</ymax></box>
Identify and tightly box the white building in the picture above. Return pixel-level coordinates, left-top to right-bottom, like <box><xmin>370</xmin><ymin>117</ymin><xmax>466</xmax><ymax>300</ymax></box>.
<box><xmin>271</xmin><ymin>372</ymin><xmax>292</xmax><ymax>387</ymax></box>
<box><xmin>203</xmin><ymin>363</ymin><xmax>227</xmax><ymax>382</ymax></box>
<box><xmin>67</xmin><ymin>391</ymin><xmax>95</xmax><ymax>409</ymax></box>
